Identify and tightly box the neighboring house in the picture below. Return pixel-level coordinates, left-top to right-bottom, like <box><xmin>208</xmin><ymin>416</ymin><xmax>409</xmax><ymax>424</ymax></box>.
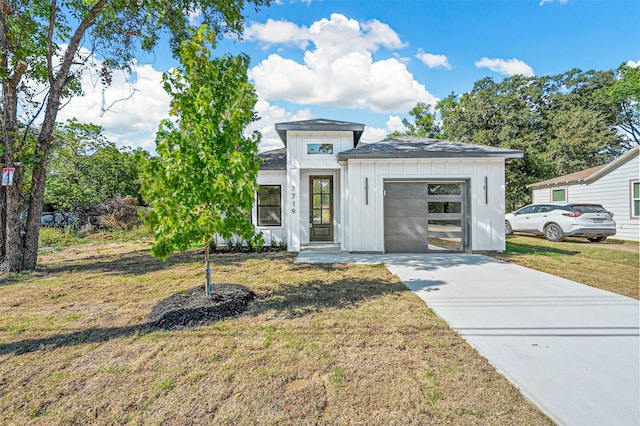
<box><xmin>527</xmin><ymin>146</ymin><xmax>640</xmax><ymax>241</ymax></box>
<box><xmin>252</xmin><ymin>118</ymin><xmax>522</xmax><ymax>253</ymax></box>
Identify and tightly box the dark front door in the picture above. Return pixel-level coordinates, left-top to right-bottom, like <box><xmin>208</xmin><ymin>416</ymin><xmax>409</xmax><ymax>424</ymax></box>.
<box><xmin>309</xmin><ymin>176</ymin><xmax>333</xmax><ymax>242</ymax></box>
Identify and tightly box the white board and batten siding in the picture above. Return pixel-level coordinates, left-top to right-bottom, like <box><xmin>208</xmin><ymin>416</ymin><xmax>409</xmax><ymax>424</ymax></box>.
<box><xmin>286</xmin><ymin>131</ymin><xmax>354</xmax><ymax>169</ymax></box>
<box><xmin>344</xmin><ymin>158</ymin><xmax>508</xmax><ymax>252</ymax></box>
<box><xmin>284</xmin><ymin>131</ymin><xmax>352</xmax><ymax>251</ymax></box>
<box><xmin>531</xmin><ymin>151</ymin><xmax>640</xmax><ymax>241</ymax></box>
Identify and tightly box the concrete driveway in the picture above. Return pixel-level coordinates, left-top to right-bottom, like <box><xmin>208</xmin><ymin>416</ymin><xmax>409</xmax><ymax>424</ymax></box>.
<box><xmin>295</xmin><ymin>251</ymin><xmax>640</xmax><ymax>426</ymax></box>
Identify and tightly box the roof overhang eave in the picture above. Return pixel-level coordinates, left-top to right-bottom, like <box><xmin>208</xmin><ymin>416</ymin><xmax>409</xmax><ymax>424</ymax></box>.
<box><xmin>275</xmin><ymin>122</ymin><xmax>365</xmax><ymax>146</ymax></box>
<box><xmin>337</xmin><ymin>151</ymin><xmax>524</xmax><ymax>161</ymax></box>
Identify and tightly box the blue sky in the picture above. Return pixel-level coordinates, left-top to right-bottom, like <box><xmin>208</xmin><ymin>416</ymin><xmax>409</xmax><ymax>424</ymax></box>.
<box><xmin>59</xmin><ymin>0</ymin><xmax>640</xmax><ymax>152</ymax></box>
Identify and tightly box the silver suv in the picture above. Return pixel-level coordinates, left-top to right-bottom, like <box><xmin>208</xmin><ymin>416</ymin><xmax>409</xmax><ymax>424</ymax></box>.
<box><xmin>505</xmin><ymin>203</ymin><xmax>616</xmax><ymax>242</ymax></box>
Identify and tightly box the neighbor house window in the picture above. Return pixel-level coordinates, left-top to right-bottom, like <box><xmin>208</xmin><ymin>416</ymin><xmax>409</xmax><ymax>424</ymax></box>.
<box><xmin>257</xmin><ymin>185</ymin><xmax>281</xmax><ymax>226</ymax></box>
<box><xmin>552</xmin><ymin>188</ymin><xmax>566</xmax><ymax>202</ymax></box>
<box><xmin>633</xmin><ymin>182</ymin><xmax>640</xmax><ymax>217</ymax></box>
<box><xmin>307</xmin><ymin>143</ymin><xmax>334</xmax><ymax>155</ymax></box>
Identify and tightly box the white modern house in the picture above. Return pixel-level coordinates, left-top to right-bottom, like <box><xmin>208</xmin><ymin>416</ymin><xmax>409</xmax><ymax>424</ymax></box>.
<box><xmin>253</xmin><ymin>119</ymin><xmax>523</xmax><ymax>253</ymax></box>
<box><xmin>527</xmin><ymin>146</ymin><xmax>640</xmax><ymax>241</ymax></box>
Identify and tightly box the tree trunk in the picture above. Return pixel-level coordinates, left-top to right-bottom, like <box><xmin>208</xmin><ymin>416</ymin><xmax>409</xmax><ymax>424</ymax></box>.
<box><xmin>21</xmin><ymin>155</ymin><xmax>48</xmax><ymax>270</ymax></box>
<box><xmin>21</xmin><ymin>90</ymin><xmax>60</xmax><ymax>270</ymax></box>
<box><xmin>204</xmin><ymin>238</ymin><xmax>211</xmax><ymax>295</ymax></box>
<box><xmin>0</xmin><ymin>184</ymin><xmax>6</xmax><ymax>261</ymax></box>
<box><xmin>16</xmin><ymin>0</ymin><xmax>108</xmax><ymax>271</ymax></box>
<box><xmin>0</xmin><ymin>58</ymin><xmax>25</xmax><ymax>271</ymax></box>
<box><xmin>4</xmin><ymin>180</ymin><xmax>22</xmax><ymax>271</ymax></box>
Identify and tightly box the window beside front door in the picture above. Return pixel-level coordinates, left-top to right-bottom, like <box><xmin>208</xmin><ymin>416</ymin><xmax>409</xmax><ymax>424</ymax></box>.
<box><xmin>257</xmin><ymin>185</ymin><xmax>281</xmax><ymax>226</ymax></box>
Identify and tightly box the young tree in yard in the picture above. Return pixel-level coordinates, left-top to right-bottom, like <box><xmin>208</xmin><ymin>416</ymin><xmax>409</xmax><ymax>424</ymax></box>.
<box><xmin>0</xmin><ymin>0</ymin><xmax>269</xmax><ymax>272</ymax></box>
<box><xmin>141</xmin><ymin>27</ymin><xmax>262</xmax><ymax>295</ymax></box>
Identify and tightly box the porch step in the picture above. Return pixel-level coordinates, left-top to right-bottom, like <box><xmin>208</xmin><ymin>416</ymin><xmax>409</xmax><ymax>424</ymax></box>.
<box><xmin>300</xmin><ymin>244</ymin><xmax>341</xmax><ymax>252</ymax></box>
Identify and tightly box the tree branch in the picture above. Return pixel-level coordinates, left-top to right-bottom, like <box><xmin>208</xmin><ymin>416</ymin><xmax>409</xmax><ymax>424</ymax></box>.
<box><xmin>10</xmin><ymin>61</ymin><xmax>26</xmax><ymax>87</ymax></box>
<box><xmin>53</xmin><ymin>0</ymin><xmax>108</xmax><ymax>94</ymax></box>
<box><xmin>47</xmin><ymin>0</ymin><xmax>57</xmax><ymax>86</ymax></box>
<box><xmin>100</xmin><ymin>85</ymin><xmax>138</xmax><ymax>117</ymax></box>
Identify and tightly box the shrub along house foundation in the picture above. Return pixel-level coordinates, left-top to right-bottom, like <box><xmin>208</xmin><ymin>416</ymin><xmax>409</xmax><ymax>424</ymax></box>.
<box><xmin>253</xmin><ymin>119</ymin><xmax>522</xmax><ymax>253</ymax></box>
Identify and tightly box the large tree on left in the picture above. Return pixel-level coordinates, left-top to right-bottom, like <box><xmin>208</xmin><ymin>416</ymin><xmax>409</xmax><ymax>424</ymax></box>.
<box><xmin>0</xmin><ymin>0</ymin><xmax>268</xmax><ymax>272</ymax></box>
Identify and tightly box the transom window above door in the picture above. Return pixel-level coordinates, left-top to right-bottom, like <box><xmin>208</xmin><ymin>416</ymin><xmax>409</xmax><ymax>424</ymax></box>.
<box><xmin>306</xmin><ymin>143</ymin><xmax>334</xmax><ymax>155</ymax></box>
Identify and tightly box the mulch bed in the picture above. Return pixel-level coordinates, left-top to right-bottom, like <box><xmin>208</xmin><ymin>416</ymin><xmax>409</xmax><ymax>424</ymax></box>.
<box><xmin>148</xmin><ymin>284</ymin><xmax>255</xmax><ymax>330</ymax></box>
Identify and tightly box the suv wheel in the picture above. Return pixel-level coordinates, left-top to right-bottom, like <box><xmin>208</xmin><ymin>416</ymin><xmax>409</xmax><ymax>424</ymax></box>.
<box><xmin>505</xmin><ymin>220</ymin><xmax>513</xmax><ymax>235</ymax></box>
<box><xmin>544</xmin><ymin>223</ymin><xmax>563</xmax><ymax>242</ymax></box>
<box><xmin>587</xmin><ymin>236</ymin><xmax>607</xmax><ymax>243</ymax></box>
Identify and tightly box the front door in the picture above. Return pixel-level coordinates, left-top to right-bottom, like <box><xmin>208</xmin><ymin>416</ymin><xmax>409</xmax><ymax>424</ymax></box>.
<box><xmin>309</xmin><ymin>176</ymin><xmax>333</xmax><ymax>242</ymax></box>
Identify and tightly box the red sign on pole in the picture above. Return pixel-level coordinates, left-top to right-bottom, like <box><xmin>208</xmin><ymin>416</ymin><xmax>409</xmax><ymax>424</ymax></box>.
<box><xmin>2</xmin><ymin>167</ymin><xmax>15</xmax><ymax>186</ymax></box>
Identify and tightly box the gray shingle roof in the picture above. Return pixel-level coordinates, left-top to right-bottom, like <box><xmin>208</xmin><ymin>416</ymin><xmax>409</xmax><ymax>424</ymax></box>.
<box><xmin>275</xmin><ymin>118</ymin><xmax>365</xmax><ymax>147</ymax></box>
<box><xmin>258</xmin><ymin>148</ymin><xmax>286</xmax><ymax>170</ymax></box>
<box><xmin>337</xmin><ymin>136</ymin><xmax>523</xmax><ymax>161</ymax></box>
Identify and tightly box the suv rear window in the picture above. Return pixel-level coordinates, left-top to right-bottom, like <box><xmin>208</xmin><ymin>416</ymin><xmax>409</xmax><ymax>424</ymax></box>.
<box><xmin>569</xmin><ymin>204</ymin><xmax>607</xmax><ymax>213</ymax></box>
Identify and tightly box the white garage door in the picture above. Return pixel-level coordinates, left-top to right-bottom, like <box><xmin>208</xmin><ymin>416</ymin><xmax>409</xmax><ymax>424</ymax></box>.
<box><xmin>384</xmin><ymin>181</ymin><xmax>468</xmax><ymax>253</ymax></box>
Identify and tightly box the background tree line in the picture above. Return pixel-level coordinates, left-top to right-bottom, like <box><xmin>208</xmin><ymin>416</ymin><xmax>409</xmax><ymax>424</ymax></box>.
<box><xmin>393</xmin><ymin>64</ymin><xmax>639</xmax><ymax>210</ymax></box>
<box><xmin>44</xmin><ymin>119</ymin><xmax>145</xmax><ymax>226</ymax></box>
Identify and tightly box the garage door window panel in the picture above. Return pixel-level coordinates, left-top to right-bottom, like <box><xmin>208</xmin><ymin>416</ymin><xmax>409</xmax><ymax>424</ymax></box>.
<box><xmin>428</xmin><ymin>183</ymin><xmax>461</xmax><ymax>195</ymax></box>
<box><xmin>426</xmin><ymin>183</ymin><xmax>463</xmax><ymax>251</ymax></box>
<box><xmin>428</xmin><ymin>202</ymin><xmax>462</xmax><ymax>214</ymax></box>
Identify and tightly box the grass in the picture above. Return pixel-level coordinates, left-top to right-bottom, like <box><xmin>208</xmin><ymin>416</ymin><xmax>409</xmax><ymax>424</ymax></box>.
<box><xmin>37</xmin><ymin>227</ymin><xmax>83</xmax><ymax>249</ymax></box>
<box><xmin>489</xmin><ymin>235</ymin><xmax>639</xmax><ymax>299</ymax></box>
<box><xmin>0</xmin><ymin>239</ymin><xmax>551</xmax><ymax>425</ymax></box>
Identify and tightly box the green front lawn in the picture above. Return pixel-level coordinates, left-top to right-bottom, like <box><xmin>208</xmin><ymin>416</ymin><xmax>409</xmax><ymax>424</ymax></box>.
<box><xmin>0</xmin><ymin>240</ymin><xmax>550</xmax><ymax>425</ymax></box>
<box><xmin>489</xmin><ymin>235</ymin><xmax>639</xmax><ymax>299</ymax></box>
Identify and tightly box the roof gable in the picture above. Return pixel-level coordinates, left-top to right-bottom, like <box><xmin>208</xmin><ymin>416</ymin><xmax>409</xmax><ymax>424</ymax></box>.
<box><xmin>275</xmin><ymin>118</ymin><xmax>365</xmax><ymax>147</ymax></box>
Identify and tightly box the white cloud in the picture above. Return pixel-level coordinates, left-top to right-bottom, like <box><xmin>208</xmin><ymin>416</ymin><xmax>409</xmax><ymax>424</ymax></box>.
<box><xmin>247</xmin><ymin>14</ymin><xmax>436</xmax><ymax>113</ymax></box>
<box><xmin>627</xmin><ymin>59</ymin><xmax>639</xmax><ymax>68</ymax></box>
<box><xmin>245</xmin><ymin>13</ymin><xmax>406</xmax><ymax>54</ymax></box>
<box><xmin>539</xmin><ymin>0</ymin><xmax>568</xmax><ymax>5</ymax></box>
<box><xmin>247</xmin><ymin>99</ymin><xmax>313</xmax><ymax>152</ymax></box>
<box><xmin>359</xmin><ymin>115</ymin><xmax>408</xmax><ymax>144</ymax></box>
<box><xmin>25</xmin><ymin>47</ymin><xmax>169</xmax><ymax>150</ymax></box>
<box><xmin>244</xmin><ymin>18</ymin><xmax>310</xmax><ymax>49</ymax></box>
<box><xmin>416</xmin><ymin>49</ymin><xmax>451</xmax><ymax>69</ymax></box>
<box><xmin>273</xmin><ymin>0</ymin><xmax>313</xmax><ymax>5</ymax></box>
<box><xmin>56</xmin><ymin>58</ymin><xmax>170</xmax><ymax>150</ymax></box>
<box><xmin>187</xmin><ymin>8</ymin><xmax>202</xmax><ymax>26</ymax></box>
<box><xmin>386</xmin><ymin>115</ymin><xmax>406</xmax><ymax>133</ymax></box>
<box><xmin>393</xmin><ymin>52</ymin><xmax>411</xmax><ymax>65</ymax></box>
<box><xmin>475</xmin><ymin>57</ymin><xmax>535</xmax><ymax>77</ymax></box>
<box><xmin>360</xmin><ymin>19</ymin><xmax>406</xmax><ymax>51</ymax></box>
<box><xmin>361</xmin><ymin>126</ymin><xmax>388</xmax><ymax>143</ymax></box>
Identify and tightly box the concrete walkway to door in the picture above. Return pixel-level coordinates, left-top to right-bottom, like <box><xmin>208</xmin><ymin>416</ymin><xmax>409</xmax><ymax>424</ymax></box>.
<box><xmin>294</xmin><ymin>251</ymin><xmax>640</xmax><ymax>426</ymax></box>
